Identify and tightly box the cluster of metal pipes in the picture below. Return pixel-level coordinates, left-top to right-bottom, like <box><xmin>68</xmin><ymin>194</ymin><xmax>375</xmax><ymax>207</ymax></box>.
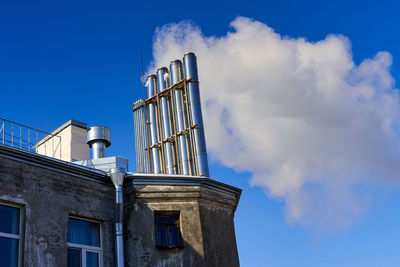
<box><xmin>132</xmin><ymin>100</ymin><xmax>149</xmax><ymax>173</ymax></box>
<box><xmin>133</xmin><ymin>52</ymin><xmax>210</xmax><ymax>177</ymax></box>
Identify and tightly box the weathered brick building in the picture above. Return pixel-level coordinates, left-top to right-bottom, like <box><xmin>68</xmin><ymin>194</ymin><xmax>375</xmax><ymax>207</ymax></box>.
<box><xmin>0</xmin><ymin>52</ymin><xmax>241</xmax><ymax>267</ymax></box>
<box><xmin>0</xmin><ymin>119</ymin><xmax>241</xmax><ymax>267</ymax></box>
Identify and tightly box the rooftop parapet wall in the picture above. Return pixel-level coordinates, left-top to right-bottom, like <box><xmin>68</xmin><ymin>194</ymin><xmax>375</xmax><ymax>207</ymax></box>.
<box><xmin>35</xmin><ymin>119</ymin><xmax>89</xmax><ymax>162</ymax></box>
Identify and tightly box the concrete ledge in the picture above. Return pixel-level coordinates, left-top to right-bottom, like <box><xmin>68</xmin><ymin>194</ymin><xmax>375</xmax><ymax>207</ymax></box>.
<box><xmin>0</xmin><ymin>144</ymin><xmax>109</xmax><ymax>184</ymax></box>
<box><xmin>125</xmin><ymin>174</ymin><xmax>242</xmax><ymax>211</ymax></box>
<box><xmin>34</xmin><ymin>119</ymin><xmax>87</xmax><ymax>147</ymax></box>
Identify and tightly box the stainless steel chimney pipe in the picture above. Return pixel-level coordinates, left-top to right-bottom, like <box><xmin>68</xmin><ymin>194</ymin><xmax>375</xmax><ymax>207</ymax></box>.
<box><xmin>87</xmin><ymin>126</ymin><xmax>111</xmax><ymax>159</ymax></box>
<box><xmin>146</xmin><ymin>75</ymin><xmax>162</xmax><ymax>174</ymax></box>
<box><xmin>170</xmin><ymin>60</ymin><xmax>191</xmax><ymax>175</ymax></box>
<box><xmin>183</xmin><ymin>52</ymin><xmax>210</xmax><ymax>177</ymax></box>
<box><xmin>109</xmin><ymin>168</ymin><xmax>125</xmax><ymax>267</ymax></box>
<box><xmin>157</xmin><ymin>67</ymin><xmax>176</xmax><ymax>174</ymax></box>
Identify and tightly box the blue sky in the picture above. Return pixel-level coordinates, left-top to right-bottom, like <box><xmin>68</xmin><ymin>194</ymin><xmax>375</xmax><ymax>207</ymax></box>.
<box><xmin>1</xmin><ymin>0</ymin><xmax>400</xmax><ymax>266</ymax></box>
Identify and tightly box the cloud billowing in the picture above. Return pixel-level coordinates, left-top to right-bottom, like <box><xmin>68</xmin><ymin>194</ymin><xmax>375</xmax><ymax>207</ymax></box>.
<box><xmin>149</xmin><ymin>17</ymin><xmax>400</xmax><ymax>232</ymax></box>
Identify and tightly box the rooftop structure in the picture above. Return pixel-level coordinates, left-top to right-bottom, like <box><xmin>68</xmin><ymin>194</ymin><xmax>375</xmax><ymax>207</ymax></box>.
<box><xmin>0</xmin><ymin>52</ymin><xmax>242</xmax><ymax>267</ymax></box>
<box><xmin>133</xmin><ymin>53</ymin><xmax>210</xmax><ymax>177</ymax></box>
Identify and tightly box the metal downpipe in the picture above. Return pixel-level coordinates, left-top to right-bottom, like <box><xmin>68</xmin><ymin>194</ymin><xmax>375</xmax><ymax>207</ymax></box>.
<box><xmin>170</xmin><ymin>60</ymin><xmax>191</xmax><ymax>175</ymax></box>
<box><xmin>146</xmin><ymin>75</ymin><xmax>162</xmax><ymax>174</ymax></box>
<box><xmin>183</xmin><ymin>52</ymin><xmax>210</xmax><ymax>177</ymax></box>
<box><xmin>109</xmin><ymin>168</ymin><xmax>126</xmax><ymax>267</ymax></box>
<box><xmin>157</xmin><ymin>67</ymin><xmax>176</xmax><ymax>174</ymax></box>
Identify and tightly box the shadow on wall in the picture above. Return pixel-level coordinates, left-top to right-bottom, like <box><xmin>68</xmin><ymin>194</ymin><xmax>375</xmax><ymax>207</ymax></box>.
<box><xmin>123</xmin><ymin>197</ymin><xmax>204</xmax><ymax>267</ymax></box>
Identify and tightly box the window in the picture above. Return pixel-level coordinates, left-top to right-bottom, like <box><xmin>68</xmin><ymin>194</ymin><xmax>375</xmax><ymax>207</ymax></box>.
<box><xmin>154</xmin><ymin>212</ymin><xmax>183</xmax><ymax>249</ymax></box>
<box><xmin>67</xmin><ymin>218</ymin><xmax>102</xmax><ymax>267</ymax></box>
<box><xmin>0</xmin><ymin>204</ymin><xmax>20</xmax><ymax>267</ymax></box>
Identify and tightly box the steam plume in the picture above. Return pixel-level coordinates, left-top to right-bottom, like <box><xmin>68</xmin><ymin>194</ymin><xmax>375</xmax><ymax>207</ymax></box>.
<box><xmin>150</xmin><ymin>17</ymin><xmax>400</xmax><ymax>232</ymax></box>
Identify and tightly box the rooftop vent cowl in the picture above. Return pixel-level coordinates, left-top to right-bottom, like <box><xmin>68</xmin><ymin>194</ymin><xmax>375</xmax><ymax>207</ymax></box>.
<box><xmin>87</xmin><ymin>126</ymin><xmax>111</xmax><ymax>159</ymax></box>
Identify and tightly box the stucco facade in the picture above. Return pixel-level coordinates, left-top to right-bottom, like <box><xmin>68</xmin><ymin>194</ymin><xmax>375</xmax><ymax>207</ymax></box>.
<box><xmin>0</xmin><ymin>144</ymin><xmax>241</xmax><ymax>266</ymax></box>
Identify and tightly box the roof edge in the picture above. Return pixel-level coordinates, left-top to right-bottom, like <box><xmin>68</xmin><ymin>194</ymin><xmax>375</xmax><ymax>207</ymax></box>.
<box><xmin>125</xmin><ymin>173</ymin><xmax>242</xmax><ymax>211</ymax></box>
<box><xmin>0</xmin><ymin>144</ymin><xmax>109</xmax><ymax>185</ymax></box>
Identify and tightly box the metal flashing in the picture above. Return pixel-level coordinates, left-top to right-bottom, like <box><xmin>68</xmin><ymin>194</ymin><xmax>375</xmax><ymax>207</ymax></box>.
<box><xmin>74</xmin><ymin>156</ymin><xmax>128</xmax><ymax>172</ymax></box>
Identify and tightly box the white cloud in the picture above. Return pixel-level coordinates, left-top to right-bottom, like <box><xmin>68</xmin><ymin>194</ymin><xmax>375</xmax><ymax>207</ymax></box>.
<box><xmin>150</xmin><ymin>17</ymin><xmax>400</xmax><ymax>232</ymax></box>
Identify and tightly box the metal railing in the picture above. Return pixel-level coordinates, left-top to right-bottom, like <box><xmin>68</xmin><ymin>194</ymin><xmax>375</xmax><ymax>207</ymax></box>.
<box><xmin>0</xmin><ymin>117</ymin><xmax>62</xmax><ymax>159</ymax></box>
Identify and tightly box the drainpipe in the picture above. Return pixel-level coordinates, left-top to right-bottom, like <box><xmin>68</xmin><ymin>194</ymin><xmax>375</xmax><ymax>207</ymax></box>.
<box><xmin>109</xmin><ymin>167</ymin><xmax>125</xmax><ymax>267</ymax></box>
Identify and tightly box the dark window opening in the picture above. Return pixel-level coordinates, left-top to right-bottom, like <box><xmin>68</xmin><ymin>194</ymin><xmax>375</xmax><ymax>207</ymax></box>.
<box><xmin>67</xmin><ymin>248</ymin><xmax>81</xmax><ymax>267</ymax></box>
<box><xmin>0</xmin><ymin>204</ymin><xmax>20</xmax><ymax>267</ymax></box>
<box><xmin>154</xmin><ymin>212</ymin><xmax>183</xmax><ymax>249</ymax></box>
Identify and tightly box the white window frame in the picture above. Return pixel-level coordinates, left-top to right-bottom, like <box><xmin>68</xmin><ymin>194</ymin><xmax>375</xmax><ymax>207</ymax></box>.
<box><xmin>67</xmin><ymin>242</ymin><xmax>102</xmax><ymax>267</ymax></box>
<box><xmin>67</xmin><ymin>216</ymin><xmax>103</xmax><ymax>267</ymax></box>
<box><xmin>0</xmin><ymin>203</ymin><xmax>22</xmax><ymax>267</ymax></box>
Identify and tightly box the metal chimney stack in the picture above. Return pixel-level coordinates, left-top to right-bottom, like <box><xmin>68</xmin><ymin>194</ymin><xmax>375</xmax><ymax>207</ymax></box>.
<box><xmin>157</xmin><ymin>67</ymin><xmax>176</xmax><ymax>175</ymax></box>
<box><xmin>183</xmin><ymin>52</ymin><xmax>210</xmax><ymax>177</ymax></box>
<box><xmin>146</xmin><ymin>75</ymin><xmax>162</xmax><ymax>173</ymax></box>
<box><xmin>87</xmin><ymin>126</ymin><xmax>111</xmax><ymax>159</ymax></box>
<box><xmin>133</xmin><ymin>52</ymin><xmax>210</xmax><ymax>177</ymax></box>
<box><xmin>170</xmin><ymin>59</ymin><xmax>191</xmax><ymax>175</ymax></box>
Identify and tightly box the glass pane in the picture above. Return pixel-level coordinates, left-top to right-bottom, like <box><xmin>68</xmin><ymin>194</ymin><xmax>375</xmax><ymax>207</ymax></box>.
<box><xmin>67</xmin><ymin>218</ymin><xmax>100</xmax><ymax>247</ymax></box>
<box><xmin>0</xmin><ymin>205</ymin><xmax>19</xmax><ymax>235</ymax></box>
<box><xmin>86</xmin><ymin>251</ymin><xmax>99</xmax><ymax>267</ymax></box>
<box><xmin>155</xmin><ymin>216</ymin><xmax>178</xmax><ymax>224</ymax></box>
<box><xmin>67</xmin><ymin>248</ymin><xmax>81</xmax><ymax>267</ymax></box>
<box><xmin>156</xmin><ymin>225</ymin><xmax>167</xmax><ymax>247</ymax></box>
<box><xmin>0</xmin><ymin>237</ymin><xmax>19</xmax><ymax>267</ymax></box>
<box><xmin>168</xmin><ymin>225</ymin><xmax>179</xmax><ymax>246</ymax></box>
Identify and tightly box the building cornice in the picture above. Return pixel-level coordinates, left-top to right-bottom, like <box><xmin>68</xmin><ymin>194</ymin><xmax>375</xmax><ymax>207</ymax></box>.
<box><xmin>0</xmin><ymin>144</ymin><xmax>109</xmax><ymax>184</ymax></box>
<box><xmin>125</xmin><ymin>173</ymin><xmax>242</xmax><ymax>211</ymax></box>
<box><xmin>0</xmin><ymin>144</ymin><xmax>242</xmax><ymax>211</ymax></box>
